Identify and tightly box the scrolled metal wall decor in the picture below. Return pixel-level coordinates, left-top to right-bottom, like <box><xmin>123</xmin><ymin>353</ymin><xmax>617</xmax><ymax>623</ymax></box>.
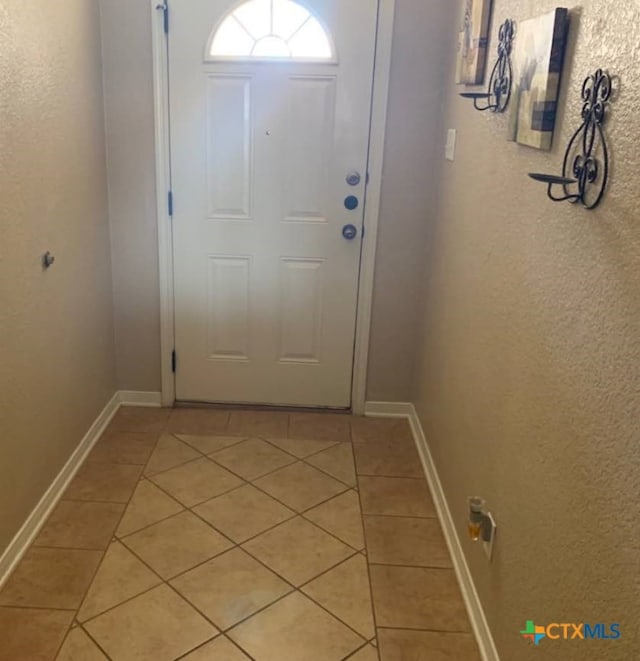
<box><xmin>460</xmin><ymin>18</ymin><xmax>516</xmax><ymax>113</ymax></box>
<box><xmin>529</xmin><ymin>69</ymin><xmax>613</xmax><ymax>210</ymax></box>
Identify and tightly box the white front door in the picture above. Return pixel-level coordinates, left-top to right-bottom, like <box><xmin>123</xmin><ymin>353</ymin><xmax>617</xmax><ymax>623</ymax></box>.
<box><xmin>169</xmin><ymin>0</ymin><xmax>378</xmax><ymax>407</ymax></box>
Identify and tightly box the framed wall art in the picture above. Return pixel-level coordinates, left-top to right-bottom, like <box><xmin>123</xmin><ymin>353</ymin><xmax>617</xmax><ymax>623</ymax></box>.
<box><xmin>508</xmin><ymin>8</ymin><xmax>570</xmax><ymax>150</ymax></box>
<box><xmin>456</xmin><ymin>0</ymin><xmax>493</xmax><ymax>85</ymax></box>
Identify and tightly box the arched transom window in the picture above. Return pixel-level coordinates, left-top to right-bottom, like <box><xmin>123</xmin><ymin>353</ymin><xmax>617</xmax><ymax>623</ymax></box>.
<box><xmin>208</xmin><ymin>0</ymin><xmax>334</xmax><ymax>60</ymax></box>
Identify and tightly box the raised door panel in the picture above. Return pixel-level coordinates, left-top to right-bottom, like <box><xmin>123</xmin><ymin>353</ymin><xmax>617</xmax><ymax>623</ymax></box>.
<box><xmin>283</xmin><ymin>77</ymin><xmax>336</xmax><ymax>223</ymax></box>
<box><xmin>206</xmin><ymin>75</ymin><xmax>253</xmax><ymax>219</ymax></box>
<box><xmin>207</xmin><ymin>256</ymin><xmax>251</xmax><ymax>361</ymax></box>
<box><xmin>278</xmin><ymin>258</ymin><xmax>325</xmax><ymax>363</ymax></box>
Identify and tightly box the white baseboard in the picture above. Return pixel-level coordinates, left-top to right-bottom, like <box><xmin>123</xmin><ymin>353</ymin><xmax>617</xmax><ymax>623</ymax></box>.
<box><xmin>365</xmin><ymin>401</ymin><xmax>499</xmax><ymax>661</ymax></box>
<box><xmin>0</xmin><ymin>391</ymin><xmax>120</xmax><ymax>589</ymax></box>
<box><xmin>119</xmin><ymin>391</ymin><xmax>162</xmax><ymax>407</ymax></box>
<box><xmin>407</xmin><ymin>404</ymin><xmax>499</xmax><ymax>661</ymax></box>
<box><xmin>0</xmin><ymin>390</ymin><xmax>164</xmax><ymax>590</ymax></box>
<box><xmin>364</xmin><ymin>401</ymin><xmax>414</xmax><ymax>417</ymax></box>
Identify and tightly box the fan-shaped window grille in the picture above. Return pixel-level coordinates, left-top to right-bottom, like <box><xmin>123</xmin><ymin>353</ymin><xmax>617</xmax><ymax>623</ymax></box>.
<box><xmin>208</xmin><ymin>0</ymin><xmax>334</xmax><ymax>60</ymax></box>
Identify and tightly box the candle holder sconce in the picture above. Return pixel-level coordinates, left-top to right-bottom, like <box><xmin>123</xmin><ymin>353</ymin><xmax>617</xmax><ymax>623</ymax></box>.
<box><xmin>529</xmin><ymin>69</ymin><xmax>613</xmax><ymax>210</ymax></box>
<box><xmin>460</xmin><ymin>19</ymin><xmax>516</xmax><ymax>113</ymax></box>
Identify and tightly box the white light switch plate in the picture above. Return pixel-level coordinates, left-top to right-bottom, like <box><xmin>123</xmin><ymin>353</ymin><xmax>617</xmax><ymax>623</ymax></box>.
<box><xmin>445</xmin><ymin>129</ymin><xmax>457</xmax><ymax>161</ymax></box>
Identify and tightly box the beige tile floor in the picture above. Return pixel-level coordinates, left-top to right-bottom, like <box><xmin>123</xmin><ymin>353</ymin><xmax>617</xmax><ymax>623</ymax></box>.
<box><xmin>0</xmin><ymin>408</ymin><xmax>481</xmax><ymax>661</ymax></box>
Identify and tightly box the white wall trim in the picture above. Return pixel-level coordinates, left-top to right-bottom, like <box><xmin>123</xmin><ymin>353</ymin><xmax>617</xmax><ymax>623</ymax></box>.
<box><xmin>118</xmin><ymin>391</ymin><xmax>163</xmax><ymax>407</ymax></box>
<box><xmin>351</xmin><ymin>0</ymin><xmax>395</xmax><ymax>415</ymax></box>
<box><xmin>365</xmin><ymin>401</ymin><xmax>500</xmax><ymax>661</ymax></box>
<box><xmin>0</xmin><ymin>391</ymin><xmax>164</xmax><ymax>589</ymax></box>
<box><xmin>364</xmin><ymin>400</ymin><xmax>413</xmax><ymax>418</ymax></box>
<box><xmin>151</xmin><ymin>0</ymin><xmax>176</xmax><ymax>408</ymax></box>
<box><xmin>409</xmin><ymin>404</ymin><xmax>499</xmax><ymax>661</ymax></box>
<box><xmin>151</xmin><ymin>1</ymin><xmax>395</xmax><ymax>413</ymax></box>
<box><xmin>0</xmin><ymin>392</ymin><xmax>121</xmax><ymax>590</ymax></box>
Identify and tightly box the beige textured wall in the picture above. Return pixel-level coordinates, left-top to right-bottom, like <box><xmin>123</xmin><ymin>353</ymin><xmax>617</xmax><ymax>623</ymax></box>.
<box><xmin>0</xmin><ymin>1</ymin><xmax>116</xmax><ymax>552</ymax></box>
<box><xmin>413</xmin><ymin>1</ymin><xmax>640</xmax><ymax>659</ymax></box>
<box><xmin>99</xmin><ymin>0</ymin><xmax>449</xmax><ymax>402</ymax></box>
<box><xmin>100</xmin><ymin>0</ymin><xmax>161</xmax><ymax>391</ymax></box>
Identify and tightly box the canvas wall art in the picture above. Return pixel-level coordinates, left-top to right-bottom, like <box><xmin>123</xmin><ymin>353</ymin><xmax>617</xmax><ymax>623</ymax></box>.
<box><xmin>508</xmin><ymin>8</ymin><xmax>570</xmax><ymax>151</ymax></box>
<box><xmin>456</xmin><ymin>0</ymin><xmax>493</xmax><ymax>85</ymax></box>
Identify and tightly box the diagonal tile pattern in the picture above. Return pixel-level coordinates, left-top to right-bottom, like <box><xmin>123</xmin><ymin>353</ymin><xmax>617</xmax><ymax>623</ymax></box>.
<box><xmin>305</xmin><ymin>490</ymin><xmax>365</xmax><ymax>549</ymax></box>
<box><xmin>254</xmin><ymin>461</ymin><xmax>348</xmax><ymax>511</ymax></box>
<box><xmin>210</xmin><ymin>438</ymin><xmax>296</xmax><ymax>480</ymax></box>
<box><xmin>242</xmin><ymin>516</ymin><xmax>354</xmax><ymax>586</ymax></box>
<box><xmin>306</xmin><ymin>441</ymin><xmax>357</xmax><ymax>486</ymax></box>
<box><xmin>0</xmin><ymin>408</ymin><xmax>479</xmax><ymax>660</ymax></box>
<box><xmin>84</xmin><ymin>584</ymin><xmax>217</xmax><ymax>661</ymax></box>
<box><xmin>148</xmin><ymin>457</ymin><xmax>243</xmax><ymax>507</ymax></box>
<box><xmin>228</xmin><ymin>591</ymin><xmax>365</xmax><ymax>660</ymax></box>
<box><xmin>143</xmin><ymin>434</ymin><xmax>201</xmax><ymax>476</ymax></box>
<box><xmin>193</xmin><ymin>484</ymin><xmax>295</xmax><ymax>543</ymax></box>
<box><xmin>121</xmin><ymin>510</ymin><xmax>233</xmax><ymax>579</ymax></box>
<box><xmin>170</xmin><ymin>547</ymin><xmax>292</xmax><ymax>629</ymax></box>
<box><xmin>57</xmin><ymin>626</ymin><xmax>108</xmax><ymax>660</ymax></box>
<box><xmin>77</xmin><ymin>541</ymin><xmax>161</xmax><ymax>622</ymax></box>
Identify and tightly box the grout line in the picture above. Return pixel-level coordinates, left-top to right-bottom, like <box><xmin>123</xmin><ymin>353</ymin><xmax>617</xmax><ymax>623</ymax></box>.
<box><xmin>187</xmin><ymin>502</ymin><xmax>298</xmax><ymax>549</ymax></box>
<box><xmin>361</xmin><ymin>560</ymin><xmax>455</xmax><ymax>570</ymax></box>
<box><xmin>174</xmin><ymin>634</ymin><xmax>256</xmax><ymax>661</ymax></box>
<box><xmin>6</xmin><ymin>409</ymin><xmax>450</xmax><ymax>660</ymax></box>
<box><xmin>67</xmin><ymin>431</ymin><xmax>169</xmax><ymax>629</ymax></box>
<box><xmin>342</xmin><ymin>641</ymin><xmax>373</xmax><ymax>659</ymax></box>
<box><xmin>357</xmin><ymin>474</ymin><xmax>431</xmax><ymax>481</ymax></box>
<box><xmin>376</xmin><ymin>624</ymin><xmax>475</xmax><ymax>635</ymax></box>
<box><xmin>143</xmin><ymin>454</ymin><xmax>210</xmax><ymax>480</ymax></box>
<box><xmin>79</xmin><ymin>621</ymin><xmax>114</xmax><ymax>660</ymax></box>
<box><xmin>353</xmin><ymin>439</ymin><xmax>383</xmax><ymax>661</ymax></box>
<box><xmin>145</xmin><ymin>464</ymin><xmax>245</xmax><ymax>506</ymax></box>
<box><xmin>295</xmin><ymin>550</ymin><xmax>361</xmax><ymax>592</ymax></box>
<box><xmin>298</xmin><ymin>585</ymin><xmax>370</xmax><ymax>644</ymax></box>
<box><xmin>0</xmin><ymin>604</ymin><xmax>76</xmax><ymax>613</ymax></box>
<box><xmin>360</xmin><ymin>511</ymin><xmax>438</xmax><ymax>519</ymax></box>
<box><xmin>356</xmin><ymin>471</ymin><xmax>427</xmax><ymax>479</ymax></box>
<box><xmin>299</xmin><ymin>500</ymin><xmax>365</xmax><ymax>552</ymax></box>
<box><xmin>45</xmin><ymin>430</ymin><xmax>163</xmax><ymax>658</ymax></box>
<box><xmin>261</xmin><ymin>436</ymin><xmax>341</xmax><ymax>460</ymax></box>
<box><xmin>29</xmin><ymin>543</ymin><xmax>120</xmax><ymax>553</ymax></box>
<box><xmin>173</xmin><ymin>635</ymin><xmax>218</xmax><ymax>661</ymax></box>
<box><xmin>220</xmin><ymin>459</ymin><xmax>353</xmax><ymax>515</ymax></box>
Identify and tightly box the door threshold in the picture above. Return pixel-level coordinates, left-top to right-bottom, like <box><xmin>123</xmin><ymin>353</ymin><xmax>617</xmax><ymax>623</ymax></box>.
<box><xmin>173</xmin><ymin>401</ymin><xmax>352</xmax><ymax>414</ymax></box>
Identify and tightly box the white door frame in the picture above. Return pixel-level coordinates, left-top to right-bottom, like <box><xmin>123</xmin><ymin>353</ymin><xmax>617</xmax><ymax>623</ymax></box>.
<box><xmin>151</xmin><ymin>0</ymin><xmax>394</xmax><ymax>414</ymax></box>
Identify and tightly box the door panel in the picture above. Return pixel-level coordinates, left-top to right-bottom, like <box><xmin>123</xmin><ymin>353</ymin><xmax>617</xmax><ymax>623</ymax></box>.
<box><xmin>206</xmin><ymin>256</ymin><xmax>251</xmax><ymax>361</ymax></box>
<box><xmin>205</xmin><ymin>76</ymin><xmax>252</xmax><ymax>219</ymax></box>
<box><xmin>169</xmin><ymin>0</ymin><xmax>378</xmax><ymax>407</ymax></box>
<box><xmin>283</xmin><ymin>76</ymin><xmax>336</xmax><ymax>222</ymax></box>
<box><xmin>278</xmin><ymin>258</ymin><xmax>325</xmax><ymax>364</ymax></box>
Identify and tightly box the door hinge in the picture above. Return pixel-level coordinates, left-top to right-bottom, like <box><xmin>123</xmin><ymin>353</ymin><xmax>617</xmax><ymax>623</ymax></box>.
<box><xmin>171</xmin><ymin>350</ymin><xmax>176</xmax><ymax>373</ymax></box>
<box><xmin>157</xmin><ymin>3</ymin><xmax>169</xmax><ymax>34</ymax></box>
<box><xmin>168</xmin><ymin>190</ymin><xmax>173</xmax><ymax>217</ymax></box>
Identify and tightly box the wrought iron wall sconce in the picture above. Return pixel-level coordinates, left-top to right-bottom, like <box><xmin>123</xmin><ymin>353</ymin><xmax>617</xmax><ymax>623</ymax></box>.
<box><xmin>460</xmin><ymin>19</ymin><xmax>516</xmax><ymax>113</ymax></box>
<box><xmin>529</xmin><ymin>69</ymin><xmax>613</xmax><ymax>210</ymax></box>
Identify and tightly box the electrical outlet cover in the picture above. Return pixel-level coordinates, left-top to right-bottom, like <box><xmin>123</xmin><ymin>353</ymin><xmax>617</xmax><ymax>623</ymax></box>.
<box><xmin>483</xmin><ymin>511</ymin><xmax>497</xmax><ymax>561</ymax></box>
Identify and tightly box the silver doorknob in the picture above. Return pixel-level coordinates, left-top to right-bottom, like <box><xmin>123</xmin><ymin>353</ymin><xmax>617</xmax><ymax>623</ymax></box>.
<box><xmin>346</xmin><ymin>171</ymin><xmax>361</xmax><ymax>186</ymax></box>
<box><xmin>342</xmin><ymin>224</ymin><xmax>358</xmax><ymax>240</ymax></box>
